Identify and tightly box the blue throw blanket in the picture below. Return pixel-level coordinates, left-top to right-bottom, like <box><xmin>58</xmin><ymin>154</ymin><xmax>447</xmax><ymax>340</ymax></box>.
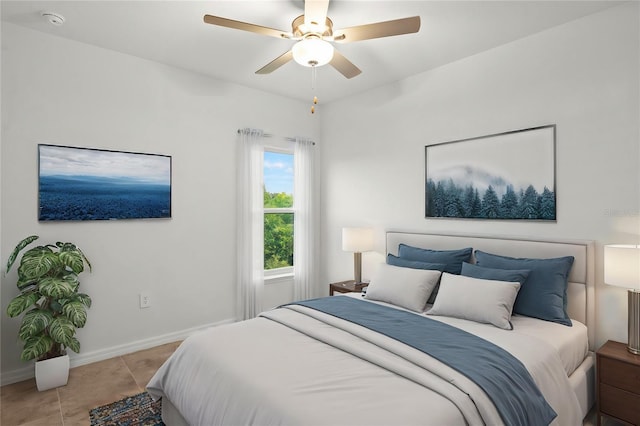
<box><xmin>290</xmin><ymin>296</ymin><xmax>556</xmax><ymax>426</ymax></box>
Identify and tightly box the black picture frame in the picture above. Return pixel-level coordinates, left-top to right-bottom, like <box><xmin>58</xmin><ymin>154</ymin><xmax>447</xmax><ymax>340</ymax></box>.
<box><xmin>38</xmin><ymin>144</ymin><xmax>172</xmax><ymax>221</ymax></box>
<box><xmin>425</xmin><ymin>125</ymin><xmax>556</xmax><ymax>221</ymax></box>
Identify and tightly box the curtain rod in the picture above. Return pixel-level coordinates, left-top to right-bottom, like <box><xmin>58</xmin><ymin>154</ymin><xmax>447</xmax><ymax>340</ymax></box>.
<box><xmin>236</xmin><ymin>129</ymin><xmax>315</xmax><ymax>145</ymax></box>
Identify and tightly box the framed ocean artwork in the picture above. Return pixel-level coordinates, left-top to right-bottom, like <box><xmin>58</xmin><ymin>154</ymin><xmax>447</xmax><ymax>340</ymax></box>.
<box><xmin>38</xmin><ymin>144</ymin><xmax>171</xmax><ymax>221</ymax></box>
<box><xmin>425</xmin><ymin>125</ymin><xmax>556</xmax><ymax>221</ymax></box>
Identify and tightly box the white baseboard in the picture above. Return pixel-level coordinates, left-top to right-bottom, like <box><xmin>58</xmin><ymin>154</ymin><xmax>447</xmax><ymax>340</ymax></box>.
<box><xmin>1</xmin><ymin>318</ymin><xmax>235</xmax><ymax>386</ymax></box>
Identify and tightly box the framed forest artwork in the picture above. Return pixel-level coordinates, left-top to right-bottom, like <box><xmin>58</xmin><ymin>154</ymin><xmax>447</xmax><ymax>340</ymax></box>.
<box><xmin>425</xmin><ymin>125</ymin><xmax>556</xmax><ymax>221</ymax></box>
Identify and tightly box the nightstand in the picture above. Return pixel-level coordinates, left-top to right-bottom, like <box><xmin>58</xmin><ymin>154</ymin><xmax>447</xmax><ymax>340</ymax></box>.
<box><xmin>596</xmin><ymin>340</ymin><xmax>640</xmax><ymax>426</ymax></box>
<box><xmin>329</xmin><ymin>280</ymin><xmax>367</xmax><ymax>296</ymax></box>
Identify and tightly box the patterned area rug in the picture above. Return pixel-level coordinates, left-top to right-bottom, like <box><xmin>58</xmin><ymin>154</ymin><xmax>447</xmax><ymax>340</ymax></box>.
<box><xmin>90</xmin><ymin>392</ymin><xmax>165</xmax><ymax>426</ymax></box>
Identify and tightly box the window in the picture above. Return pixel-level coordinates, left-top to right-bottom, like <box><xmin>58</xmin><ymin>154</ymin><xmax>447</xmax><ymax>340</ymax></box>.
<box><xmin>264</xmin><ymin>149</ymin><xmax>294</xmax><ymax>274</ymax></box>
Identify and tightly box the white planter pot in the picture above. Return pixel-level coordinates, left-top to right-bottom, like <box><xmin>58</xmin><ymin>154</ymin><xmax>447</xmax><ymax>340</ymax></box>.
<box><xmin>35</xmin><ymin>354</ymin><xmax>69</xmax><ymax>391</ymax></box>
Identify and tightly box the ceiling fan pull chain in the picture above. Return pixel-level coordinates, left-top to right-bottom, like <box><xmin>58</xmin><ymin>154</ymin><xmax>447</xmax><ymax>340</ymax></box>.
<box><xmin>311</xmin><ymin>66</ymin><xmax>318</xmax><ymax>114</ymax></box>
<box><xmin>311</xmin><ymin>65</ymin><xmax>317</xmax><ymax>90</ymax></box>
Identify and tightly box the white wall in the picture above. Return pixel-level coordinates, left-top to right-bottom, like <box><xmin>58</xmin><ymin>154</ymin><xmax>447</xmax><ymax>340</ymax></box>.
<box><xmin>320</xmin><ymin>3</ymin><xmax>639</xmax><ymax>349</ymax></box>
<box><xmin>1</xmin><ymin>23</ymin><xmax>319</xmax><ymax>382</ymax></box>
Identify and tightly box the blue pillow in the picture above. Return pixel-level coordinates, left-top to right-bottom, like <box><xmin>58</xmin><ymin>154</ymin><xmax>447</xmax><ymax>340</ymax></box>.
<box><xmin>386</xmin><ymin>254</ymin><xmax>446</xmax><ymax>304</ymax></box>
<box><xmin>397</xmin><ymin>244</ymin><xmax>472</xmax><ymax>275</ymax></box>
<box><xmin>474</xmin><ymin>251</ymin><xmax>574</xmax><ymax>326</ymax></box>
<box><xmin>387</xmin><ymin>254</ymin><xmax>446</xmax><ymax>272</ymax></box>
<box><xmin>461</xmin><ymin>262</ymin><xmax>530</xmax><ymax>285</ymax></box>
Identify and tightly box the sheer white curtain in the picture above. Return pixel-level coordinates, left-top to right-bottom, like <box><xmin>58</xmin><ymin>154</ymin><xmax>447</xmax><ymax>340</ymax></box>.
<box><xmin>293</xmin><ymin>137</ymin><xmax>317</xmax><ymax>301</ymax></box>
<box><xmin>236</xmin><ymin>128</ymin><xmax>265</xmax><ymax>320</ymax></box>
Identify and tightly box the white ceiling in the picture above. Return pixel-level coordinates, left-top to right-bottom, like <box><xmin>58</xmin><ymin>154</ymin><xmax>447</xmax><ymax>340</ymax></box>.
<box><xmin>1</xmin><ymin>1</ymin><xmax>622</xmax><ymax>103</ymax></box>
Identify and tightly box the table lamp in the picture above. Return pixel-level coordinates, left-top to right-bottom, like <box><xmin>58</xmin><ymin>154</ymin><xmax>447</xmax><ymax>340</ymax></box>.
<box><xmin>604</xmin><ymin>244</ymin><xmax>640</xmax><ymax>354</ymax></box>
<box><xmin>342</xmin><ymin>227</ymin><xmax>374</xmax><ymax>284</ymax></box>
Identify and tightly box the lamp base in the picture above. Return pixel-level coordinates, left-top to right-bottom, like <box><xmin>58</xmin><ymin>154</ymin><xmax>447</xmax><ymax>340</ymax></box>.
<box><xmin>353</xmin><ymin>252</ymin><xmax>362</xmax><ymax>284</ymax></box>
<box><xmin>628</xmin><ymin>289</ymin><xmax>640</xmax><ymax>355</ymax></box>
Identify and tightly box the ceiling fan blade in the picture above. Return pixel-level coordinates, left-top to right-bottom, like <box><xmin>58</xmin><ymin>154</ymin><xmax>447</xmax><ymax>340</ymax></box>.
<box><xmin>333</xmin><ymin>16</ymin><xmax>420</xmax><ymax>43</ymax></box>
<box><xmin>255</xmin><ymin>50</ymin><xmax>294</xmax><ymax>74</ymax></box>
<box><xmin>304</xmin><ymin>0</ymin><xmax>330</xmax><ymax>28</ymax></box>
<box><xmin>329</xmin><ymin>50</ymin><xmax>362</xmax><ymax>79</ymax></box>
<box><xmin>204</xmin><ymin>15</ymin><xmax>290</xmax><ymax>39</ymax></box>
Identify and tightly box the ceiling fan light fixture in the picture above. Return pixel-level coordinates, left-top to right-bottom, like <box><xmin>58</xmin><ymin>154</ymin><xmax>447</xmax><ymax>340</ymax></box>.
<box><xmin>292</xmin><ymin>37</ymin><xmax>334</xmax><ymax>67</ymax></box>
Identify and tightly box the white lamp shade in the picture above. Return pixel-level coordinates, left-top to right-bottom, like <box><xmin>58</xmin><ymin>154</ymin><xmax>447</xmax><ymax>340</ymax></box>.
<box><xmin>292</xmin><ymin>38</ymin><xmax>334</xmax><ymax>67</ymax></box>
<box><xmin>342</xmin><ymin>228</ymin><xmax>374</xmax><ymax>253</ymax></box>
<box><xmin>604</xmin><ymin>244</ymin><xmax>640</xmax><ymax>289</ymax></box>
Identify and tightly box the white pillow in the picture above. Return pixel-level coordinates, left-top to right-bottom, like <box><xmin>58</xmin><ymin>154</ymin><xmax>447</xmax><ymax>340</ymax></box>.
<box><xmin>427</xmin><ymin>272</ymin><xmax>521</xmax><ymax>330</ymax></box>
<box><xmin>364</xmin><ymin>263</ymin><xmax>442</xmax><ymax>312</ymax></box>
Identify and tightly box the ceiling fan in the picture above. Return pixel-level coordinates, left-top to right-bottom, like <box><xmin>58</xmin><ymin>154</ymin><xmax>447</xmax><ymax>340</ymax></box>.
<box><xmin>203</xmin><ymin>0</ymin><xmax>420</xmax><ymax>79</ymax></box>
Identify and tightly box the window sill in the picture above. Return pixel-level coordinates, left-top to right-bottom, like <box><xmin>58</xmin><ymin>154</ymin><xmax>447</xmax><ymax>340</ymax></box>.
<box><xmin>265</xmin><ymin>272</ymin><xmax>294</xmax><ymax>285</ymax></box>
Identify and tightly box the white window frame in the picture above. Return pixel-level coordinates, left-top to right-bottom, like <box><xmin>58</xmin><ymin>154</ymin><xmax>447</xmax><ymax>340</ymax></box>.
<box><xmin>263</xmin><ymin>143</ymin><xmax>295</xmax><ymax>281</ymax></box>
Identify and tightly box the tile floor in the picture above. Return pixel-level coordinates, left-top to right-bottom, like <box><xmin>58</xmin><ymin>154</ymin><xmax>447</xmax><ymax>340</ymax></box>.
<box><xmin>0</xmin><ymin>341</ymin><xmax>181</xmax><ymax>426</ymax></box>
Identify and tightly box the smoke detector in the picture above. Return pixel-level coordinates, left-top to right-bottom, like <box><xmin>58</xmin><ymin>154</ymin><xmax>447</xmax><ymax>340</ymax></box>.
<box><xmin>41</xmin><ymin>12</ymin><xmax>65</xmax><ymax>26</ymax></box>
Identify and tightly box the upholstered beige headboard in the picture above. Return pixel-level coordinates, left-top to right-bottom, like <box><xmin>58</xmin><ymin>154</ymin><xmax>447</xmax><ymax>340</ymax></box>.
<box><xmin>386</xmin><ymin>231</ymin><xmax>596</xmax><ymax>350</ymax></box>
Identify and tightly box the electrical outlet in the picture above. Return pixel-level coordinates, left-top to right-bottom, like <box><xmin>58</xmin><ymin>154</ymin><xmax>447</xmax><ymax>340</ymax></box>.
<box><xmin>139</xmin><ymin>293</ymin><xmax>151</xmax><ymax>309</ymax></box>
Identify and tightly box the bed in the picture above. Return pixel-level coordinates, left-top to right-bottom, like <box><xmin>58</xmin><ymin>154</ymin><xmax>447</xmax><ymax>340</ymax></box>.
<box><xmin>147</xmin><ymin>232</ymin><xmax>596</xmax><ymax>426</ymax></box>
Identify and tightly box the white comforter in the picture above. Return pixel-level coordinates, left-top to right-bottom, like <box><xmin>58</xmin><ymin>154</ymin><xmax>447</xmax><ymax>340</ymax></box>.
<box><xmin>147</xmin><ymin>297</ymin><xmax>582</xmax><ymax>426</ymax></box>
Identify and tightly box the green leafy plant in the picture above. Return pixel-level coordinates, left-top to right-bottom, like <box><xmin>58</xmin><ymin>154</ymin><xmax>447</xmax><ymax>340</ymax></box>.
<box><xmin>5</xmin><ymin>235</ymin><xmax>92</xmax><ymax>362</ymax></box>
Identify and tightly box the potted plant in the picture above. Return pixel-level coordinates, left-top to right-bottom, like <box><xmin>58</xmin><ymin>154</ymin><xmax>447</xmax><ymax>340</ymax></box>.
<box><xmin>5</xmin><ymin>235</ymin><xmax>92</xmax><ymax>391</ymax></box>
